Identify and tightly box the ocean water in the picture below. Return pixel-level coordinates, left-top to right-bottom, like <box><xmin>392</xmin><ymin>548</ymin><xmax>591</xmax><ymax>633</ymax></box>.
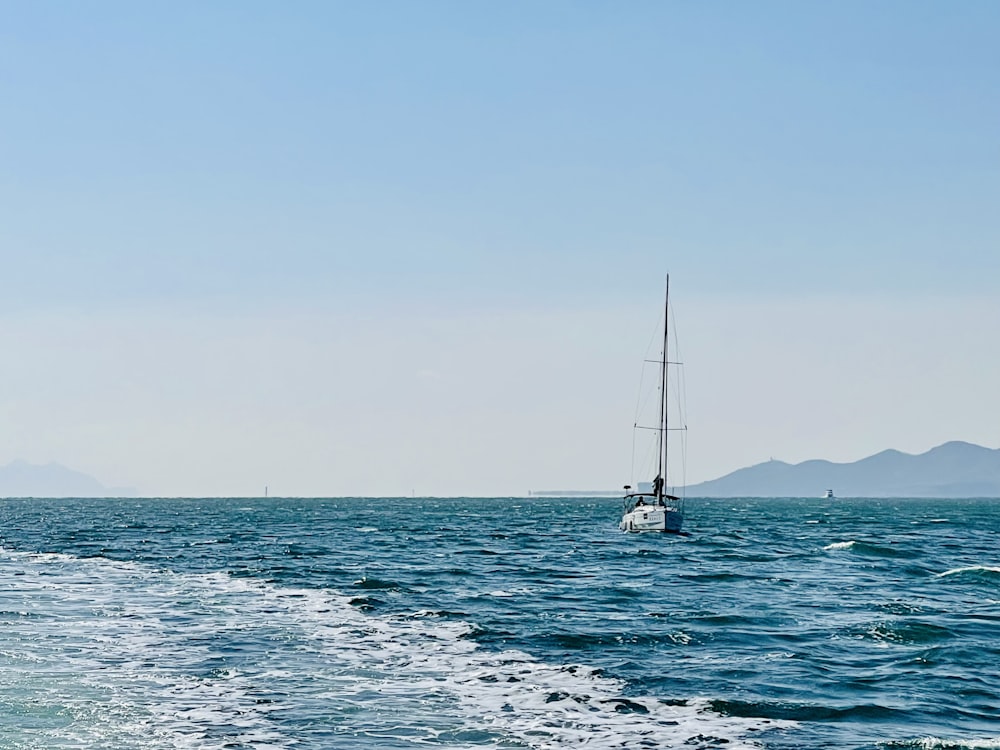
<box><xmin>0</xmin><ymin>497</ymin><xmax>997</xmax><ymax>750</ymax></box>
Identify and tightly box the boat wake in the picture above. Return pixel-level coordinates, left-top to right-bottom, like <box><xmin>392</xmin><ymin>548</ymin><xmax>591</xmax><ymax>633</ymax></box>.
<box><xmin>884</xmin><ymin>738</ymin><xmax>1000</xmax><ymax>749</ymax></box>
<box><xmin>0</xmin><ymin>547</ymin><xmax>790</xmax><ymax>749</ymax></box>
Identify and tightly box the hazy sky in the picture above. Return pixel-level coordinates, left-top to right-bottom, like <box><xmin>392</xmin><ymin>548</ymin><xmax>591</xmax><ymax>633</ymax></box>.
<box><xmin>1</xmin><ymin>2</ymin><xmax>998</xmax><ymax>496</ymax></box>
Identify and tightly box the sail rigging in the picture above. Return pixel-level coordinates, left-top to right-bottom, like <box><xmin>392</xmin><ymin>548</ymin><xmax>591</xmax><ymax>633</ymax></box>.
<box><xmin>620</xmin><ymin>275</ymin><xmax>686</xmax><ymax>534</ymax></box>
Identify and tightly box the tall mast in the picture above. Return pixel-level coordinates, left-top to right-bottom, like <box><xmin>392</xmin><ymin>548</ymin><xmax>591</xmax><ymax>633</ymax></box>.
<box><xmin>657</xmin><ymin>274</ymin><xmax>670</xmax><ymax>499</ymax></box>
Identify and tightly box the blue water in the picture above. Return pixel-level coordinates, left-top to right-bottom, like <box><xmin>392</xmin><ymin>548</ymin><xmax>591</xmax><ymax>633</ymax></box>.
<box><xmin>0</xmin><ymin>496</ymin><xmax>997</xmax><ymax>749</ymax></box>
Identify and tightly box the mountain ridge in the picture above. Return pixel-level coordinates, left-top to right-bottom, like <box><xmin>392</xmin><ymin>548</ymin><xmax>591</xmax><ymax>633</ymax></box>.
<box><xmin>0</xmin><ymin>460</ymin><xmax>136</xmax><ymax>498</ymax></box>
<box><xmin>684</xmin><ymin>440</ymin><xmax>1000</xmax><ymax>498</ymax></box>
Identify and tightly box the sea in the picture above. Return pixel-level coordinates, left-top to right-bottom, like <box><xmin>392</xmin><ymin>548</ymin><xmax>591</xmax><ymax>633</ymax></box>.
<box><xmin>0</xmin><ymin>496</ymin><xmax>997</xmax><ymax>750</ymax></box>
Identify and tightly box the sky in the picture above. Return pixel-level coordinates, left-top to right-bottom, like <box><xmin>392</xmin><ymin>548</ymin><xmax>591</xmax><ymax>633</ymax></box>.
<box><xmin>1</xmin><ymin>1</ymin><xmax>998</xmax><ymax>496</ymax></box>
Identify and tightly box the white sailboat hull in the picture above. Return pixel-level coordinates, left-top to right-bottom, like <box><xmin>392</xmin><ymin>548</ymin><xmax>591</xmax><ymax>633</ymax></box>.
<box><xmin>619</xmin><ymin>506</ymin><xmax>683</xmax><ymax>533</ymax></box>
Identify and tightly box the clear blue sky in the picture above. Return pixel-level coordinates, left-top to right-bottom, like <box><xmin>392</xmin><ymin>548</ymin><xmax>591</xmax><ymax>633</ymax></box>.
<box><xmin>1</xmin><ymin>2</ymin><xmax>998</xmax><ymax>495</ymax></box>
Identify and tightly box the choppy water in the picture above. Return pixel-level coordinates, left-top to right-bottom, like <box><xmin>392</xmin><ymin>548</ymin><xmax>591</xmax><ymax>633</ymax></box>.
<box><xmin>0</xmin><ymin>496</ymin><xmax>997</xmax><ymax>749</ymax></box>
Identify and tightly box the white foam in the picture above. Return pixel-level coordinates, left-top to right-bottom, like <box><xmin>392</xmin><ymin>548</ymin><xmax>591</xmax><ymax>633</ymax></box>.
<box><xmin>907</xmin><ymin>738</ymin><xmax>1000</xmax><ymax>749</ymax></box>
<box><xmin>823</xmin><ymin>541</ymin><xmax>857</xmax><ymax>550</ymax></box>
<box><xmin>0</xmin><ymin>547</ymin><xmax>790</xmax><ymax>749</ymax></box>
<box><xmin>936</xmin><ymin>566</ymin><xmax>1000</xmax><ymax>578</ymax></box>
<box><xmin>0</xmin><ymin>552</ymin><xmax>291</xmax><ymax>749</ymax></box>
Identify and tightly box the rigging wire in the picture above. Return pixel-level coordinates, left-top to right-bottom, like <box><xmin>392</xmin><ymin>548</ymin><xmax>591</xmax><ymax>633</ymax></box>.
<box><xmin>668</xmin><ymin>295</ymin><xmax>689</xmax><ymax>502</ymax></box>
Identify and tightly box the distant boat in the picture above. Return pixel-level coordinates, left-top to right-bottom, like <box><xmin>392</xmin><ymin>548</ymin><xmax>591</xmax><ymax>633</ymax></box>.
<box><xmin>824</xmin><ymin>489</ymin><xmax>835</xmax><ymax>499</ymax></box>
<box><xmin>620</xmin><ymin>275</ymin><xmax>684</xmax><ymax>534</ymax></box>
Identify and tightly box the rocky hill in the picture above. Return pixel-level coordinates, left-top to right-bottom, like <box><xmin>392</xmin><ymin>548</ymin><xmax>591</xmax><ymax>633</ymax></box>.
<box><xmin>685</xmin><ymin>441</ymin><xmax>1000</xmax><ymax>498</ymax></box>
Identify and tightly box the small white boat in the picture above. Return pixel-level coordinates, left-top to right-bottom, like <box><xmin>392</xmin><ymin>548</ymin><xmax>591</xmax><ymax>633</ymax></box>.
<box><xmin>620</xmin><ymin>275</ymin><xmax>685</xmax><ymax>534</ymax></box>
<box><xmin>824</xmin><ymin>489</ymin><xmax>835</xmax><ymax>499</ymax></box>
<box><xmin>620</xmin><ymin>481</ymin><xmax>684</xmax><ymax>533</ymax></box>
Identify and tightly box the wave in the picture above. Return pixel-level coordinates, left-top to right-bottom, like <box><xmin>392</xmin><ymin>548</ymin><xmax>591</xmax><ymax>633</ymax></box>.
<box><xmin>351</xmin><ymin>575</ymin><xmax>405</xmax><ymax>590</ymax></box>
<box><xmin>849</xmin><ymin>620</ymin><xmax>954</xmax><ymax>645</ymax></box>
<box><xmin>713</xmin><ymin>698</ymin><xmax>905</xmax><ymax>722</ymax></box>
<box><xmin>0</xmin><ymin>547</ymin><xmax>791</xmax><ymax>750</ymax></box>
<box><xmin>822</xmin><ymin>540</ymin><xmax>917</xmax><ymax>558</ymax></box>
<box><xmin>678</xmin><ymin>572</ymin><xmax>769</xmax><ymax>582</ymax></box>
<box><xmin>824</xmin><ymin>540</ymin><xmax>857</xmax><ymax>550</ymax></box>
<box><xmin>533</xmin><ymin>630</ymin><xmax>693</xmax><ymax>650</ymax></box>
<box><xmin>348</xmin><ymin>594</ymin><xmax>386</xmax><ymax>611</ymax></box>
<box><xmin>936</xmin><ymin>566</ymin><xmax>1000</xmax><ymax>580</ymax></box>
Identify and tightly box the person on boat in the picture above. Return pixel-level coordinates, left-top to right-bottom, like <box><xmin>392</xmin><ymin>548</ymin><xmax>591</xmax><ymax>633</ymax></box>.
<box><xmin>635</xmin><ymin>498</ymin><xmax>645</xmax><ymax>506</ymax></box>
<box><xmin>652</xmin><ymin>475</ymin><xmax>664</xmax><ymax>498</ymax></box>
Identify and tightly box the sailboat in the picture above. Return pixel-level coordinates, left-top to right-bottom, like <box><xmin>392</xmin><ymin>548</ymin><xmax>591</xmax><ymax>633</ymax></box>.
<box><xmin>619</xmin><ymin>275</ymin><xmax>685</xmax><ymax>534</ymax></box>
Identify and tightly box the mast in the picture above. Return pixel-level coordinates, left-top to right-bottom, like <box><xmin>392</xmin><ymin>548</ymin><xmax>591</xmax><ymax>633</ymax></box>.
<box><xmin>657</xmin><ymin>274</ymin><xmax>670</xmax><ymax>500</ymax></box>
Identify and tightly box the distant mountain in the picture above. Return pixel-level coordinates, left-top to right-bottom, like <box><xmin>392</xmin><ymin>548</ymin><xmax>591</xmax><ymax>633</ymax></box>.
<box><xmin>0</xmin><ymin>461</ymin><xmax>136</xmax><ymax>498</ymax></box>
<box><xmin>685</xmin><ymin>441</ymin><xmax>1000</xmax><ymax>498</ymax></box>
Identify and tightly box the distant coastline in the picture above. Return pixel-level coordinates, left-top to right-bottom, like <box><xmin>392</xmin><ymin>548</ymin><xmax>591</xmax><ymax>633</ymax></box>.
<box><xmin>535</xmin><ymin>441</ymin><xmax>1000</xmax><ymax>499</ymax></box>
<box><xmin>0</xmin><ymin>460</ymin><xmax>136</xmax><ymax>498</ymax></box>
<box><xmin>530</xmin><ymin>490</ymin><xmax>622</xmax><ymax>497</ymax></box>
<box><xmin>5</xmin><ymin>441</ymin><xmax>999</xmax><ymax>499</ymax></box>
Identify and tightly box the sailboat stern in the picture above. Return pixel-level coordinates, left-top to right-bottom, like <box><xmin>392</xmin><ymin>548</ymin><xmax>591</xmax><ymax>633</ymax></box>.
<box><xmin>619</xmin><ymin>496</ymin><xmax>684</xmax><ymax>533</ymax></box>
<box><xmin>663</xmin><ymin>508</ymin><xmax>683</xmax><ymax>533</ymax></box>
